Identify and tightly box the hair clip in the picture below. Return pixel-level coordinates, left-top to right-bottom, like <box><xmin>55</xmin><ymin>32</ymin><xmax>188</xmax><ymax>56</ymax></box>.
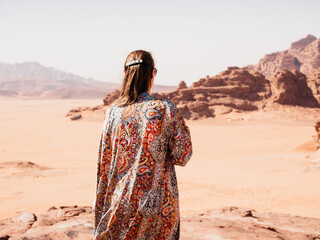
<box><xmin>126</xmin><ymin>59</ymin><xmax>143</xmax><ymax>67</ymax></box>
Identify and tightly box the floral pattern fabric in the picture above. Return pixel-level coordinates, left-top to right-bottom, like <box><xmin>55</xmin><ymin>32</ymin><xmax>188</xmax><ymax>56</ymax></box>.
<box><xmin>93</xmin><ymin>91</ymin><xmax>193</xmax><ymax>240</ymax></box>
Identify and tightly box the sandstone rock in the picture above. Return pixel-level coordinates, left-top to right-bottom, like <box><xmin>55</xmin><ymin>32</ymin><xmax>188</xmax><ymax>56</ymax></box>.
<box><xmin>193</xmin><ymin>93</ymin><xmax>206</xmax><ymax>101</ymax></box>
<box><xmin>307</xmin><ymin>68</ymin><xmax>320</xmax><ymax>104</ymax></box>
<box><xmin>0</xmin><ymin>206</ymin><xmax>94</xmax><ymax>240</ymax></box>
<box><xmin>12</xmin><ymin>212</ymin><xmax>37</xmax><ymax>224</ymax></box>
<box><xmin>252</xmin><ymin>34</ymin><xmax>320</xmax><ymax>79</ymax></box>
<box><xmin>176</xmin><ymin>81</ymin><xmax>187</xmax><ymax>90</ymax></box>
<box><xmin>152</xmin><ymin>67</ymin><xmax>271</xmax><ymax>119</ymax></box>
<box><xmin>67</xmin><ymin>65</ymin><xmax>320</xmax><ymax>121</ymax></box>
<box><xmin>2</xmin><ymin>205</ymin><xmax>320</xmax><ymax>240</ymax></box>
<box><xmin>270</xmin><ymin>70</ymin><xmax>320</xmax><ymax>108</ymax></box>
<box><xmin>210</xmin><ymin>105</ymin><xmax>233</xmax><ymax>115</ymax></box>
<box><xmin>181</xmin><ymin>206</ymin><xmax>320</xmax><ymax>240</ymax></box>
<box><xmin>291</xmin><ymin>34</ymin><xmax>317</xmax><ymax>50</ymax></box>
<box><xmin>70</xmin><ymin>114</ymin><xmax>82</xmax><ymax>121</ymax></box>
<box><xmin>103</xmin><ymin>89</ymin><xmax>121</xmax><ymax>105</ymax></box>
<box><xmin>315</xmin><ymin>121</ymin><xmax>320</xmax><ymax>150</ymax></box>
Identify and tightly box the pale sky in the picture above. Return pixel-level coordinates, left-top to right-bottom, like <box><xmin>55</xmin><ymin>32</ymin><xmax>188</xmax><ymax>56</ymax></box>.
<box><xmin>0</xmin><ymin>0</ymin><xmax>319</xmax><ymax>86</ymax></box>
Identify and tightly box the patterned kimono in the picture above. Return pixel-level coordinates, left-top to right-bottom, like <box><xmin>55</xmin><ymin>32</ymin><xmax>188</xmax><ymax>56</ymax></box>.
<box><xmin>93</xmin><ymin>91</ymin><xmax>193</xmax><ymax>240</ymax></box>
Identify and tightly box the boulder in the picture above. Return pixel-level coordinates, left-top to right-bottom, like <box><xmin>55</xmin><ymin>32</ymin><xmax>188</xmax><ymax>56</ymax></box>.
<box><xmin>70</xmin><ymin>114</ymin><xmax>82</xmax><ymax>121</ymax></box>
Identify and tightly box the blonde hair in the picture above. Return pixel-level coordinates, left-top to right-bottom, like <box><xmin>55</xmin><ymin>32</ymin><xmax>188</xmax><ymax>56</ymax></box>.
<box><xmin>113</xmin><ymin>50</ymin><xmax>155</xmax><ymax>106</ymax></box>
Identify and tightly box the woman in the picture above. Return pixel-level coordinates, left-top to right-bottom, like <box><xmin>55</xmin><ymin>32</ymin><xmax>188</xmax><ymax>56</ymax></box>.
<box><xmin>93</xmin><ymin>50</ymin><xmax>192</xmax><ymax>239</ymax></box>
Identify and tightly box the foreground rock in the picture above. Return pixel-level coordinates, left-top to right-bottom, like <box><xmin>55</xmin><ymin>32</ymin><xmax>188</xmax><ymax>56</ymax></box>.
<box><xmin>181</xmin><ymin>206</ymin><xmax>320</xmax><ymax>240</ymax></box>
<box><xmin>1</xmin><ymin>205</ymin><xmax>320</xmax><ymax>240</ymax></box>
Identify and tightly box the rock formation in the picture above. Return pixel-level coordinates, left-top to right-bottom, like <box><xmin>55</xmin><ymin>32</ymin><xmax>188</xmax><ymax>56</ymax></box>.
<box><xmin>151</xmin><ymin>67</ymin><xmax>272</xmax><ymax>119</ymax></box>
<box><xmin>67</xmin><ymin>66</ymin><xmax>320</xmax><ymax>120</ymax></box>
<box><xmin>95</xmin><ymin>67</ymin><xmax>272</xmax><ymax>120</ymax></box>
<box><xmin>1</xmin><ymin>205</ymin><xmax>320</xmax><ymax>240</ymax></box>
<box><xmin>103</xmin><ymin>89</ymin><xmax>121</xmax><ymax>105</ymax></box>
<box><xmin>315</xmin><ymin>121</ymin><xmax>320</xmax><ymax>150</ymax></box>
<box><xmin>252</xmin><ymin>34</ymin><xmax>320</xmax><ymax>79</ymax></box>
<box><xmin>307</xmin><ymin>69</ymin><xmax>320</xmax><ymax>104</ymax></box>
<box><xmin>270</xmin><ymin>70</ymin><xmax>320</xmax><ymax>108</ymax></box>
<box><xmin>176</xmin><ymin>80</ymin><xmax>187</xmax><ymax>90</ymax></box>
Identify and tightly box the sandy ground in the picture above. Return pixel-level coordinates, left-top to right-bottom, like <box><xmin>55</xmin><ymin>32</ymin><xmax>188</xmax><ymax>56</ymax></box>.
<box><xmin>0</xmin><ymin>99</ymin><xmax>319</xmax><ymax>222</ymax></box>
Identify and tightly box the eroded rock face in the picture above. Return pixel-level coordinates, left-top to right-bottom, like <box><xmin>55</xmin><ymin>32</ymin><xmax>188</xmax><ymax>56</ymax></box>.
<box><xmin>307</xmin><ymin>69</ymin><xmax>320</xmax><ymax>104</ymax></box>
<box><xmin>252</xmin><ymin>34</ymin><xmax>320</xmax><ymax>79</ymax></box>
<box><xmin>176</xmin><ymin>81</ymin><xmax>187</xmax><ymax>90</ymax></box>
<box><xmin>0</xmin><ymin>205</ymin><xmax>94</xmax><ymax>240</ymax></box>
<box><xmin>103</xmin><ymin>89</ymin><xmax>121</xmax><ymax>106</ymax></box>
<box><xmin>1</xmin><ymin>205</ymin><xmax>320</xmax><ymax>240</ymax></box>
<box><xmin>181</xmin><ymin>206</ymin><xmax>320</xmax><ymax>240</ymax></box>
<box><xmin>270</xmin><ymin>69</ymin><xmax>320</xmax><ymax>108</ymax></box>
<box><xmin>315</xmin><ymin>121</ymin><xmax>320</xmax><ymax>150</ymax></box>
<box><xmin>67</xmin><ymin>66</ymin><xmax>320</xmax><ymax>121</ymax></box>
<box><xmin>151</xmin><ymin>67</ymin><xmax>271</xmax><ymax>119</ymax></box>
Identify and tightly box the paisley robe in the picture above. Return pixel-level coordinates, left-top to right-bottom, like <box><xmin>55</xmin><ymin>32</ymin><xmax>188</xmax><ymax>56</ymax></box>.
<box><xmin>93</xmin><ymin>91</ymin><xmax>193</xmax><ymax>240</ymax></box>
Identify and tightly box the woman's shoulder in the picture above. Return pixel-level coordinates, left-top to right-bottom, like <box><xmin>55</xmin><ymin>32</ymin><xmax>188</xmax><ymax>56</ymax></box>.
<box><xmin>150</xmin><ymin>95</ymin><xmax>178</xmax><ymax>110</ymax></box>
<box><xmin>149</xmin><ymin>96</ymin><xmax>181</xmax><ymax>119</ymax></box>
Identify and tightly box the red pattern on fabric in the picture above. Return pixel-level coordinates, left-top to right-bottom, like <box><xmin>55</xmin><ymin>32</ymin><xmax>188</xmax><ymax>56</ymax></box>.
<box><xmin>93</xmin><ymin>92</ymin><xmax>192</xmax><ymax>239</ymax></box>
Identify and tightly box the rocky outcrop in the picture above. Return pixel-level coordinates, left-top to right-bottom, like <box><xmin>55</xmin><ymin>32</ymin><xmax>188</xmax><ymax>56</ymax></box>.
<box><xmin>1</xmin><ymin>205</ymin><xmax>320</xmax><ymax>240</ymax></box>
<box><xmin>252</xmin><ymin>34</ymin><xmax>320</xmax><ymax>79</ymax></box>
<box><xmin>68</xmin><ymin>66</ymin><xmax>320</xmax><ymax>120</ymax></box>
<box><xmin>66</xmin><ymin>105</ymin><xmax>104</xmax><ymax>120</ymax></box>
<box><xmin>291</xmin><ymin>34</ymin><xmax>317</xmax><ymax>49</ymax></box>
<box><xmin>315</xmin><ymin>121</ymin><xmax>320</xmax><ymax>150</ymax></box>
<box><xmin>151</xmin><ymin>67</ymin><xmax>272</xmax><ymax>119</ymax></box>
<box><xmin>270</xmin><ymin>70</ymin><xmax>320</xmax><ymax>108</ymax></box>
<box><xmin>0</xmin><ymin>205</ymin><xmax>94</xmax><ymax>240</ymax></box>
<box><xmin>307</xmin><ymin>68</ymin><xmax>320</xmax><ymax>104</ymax></box>
<box><xmin>97</xmin><ymin>67</ymin><xmax>272</xmax><ymax>120</ymax></box>
<box><xmin>176</xmin><ymin>81</ymin><xmax>187</xmax><ymax>90</ymax></box>
<box><xmin>103</xmin><ymin>89</ymin><xmax>121</xmax><ymax>105</ymax></box>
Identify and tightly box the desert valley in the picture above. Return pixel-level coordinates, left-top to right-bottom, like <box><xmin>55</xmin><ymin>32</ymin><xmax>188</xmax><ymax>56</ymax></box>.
<box><xmin>1</xmin><ymin>35</ymin><xmax>320</xmax><ymax>239</ymax></box>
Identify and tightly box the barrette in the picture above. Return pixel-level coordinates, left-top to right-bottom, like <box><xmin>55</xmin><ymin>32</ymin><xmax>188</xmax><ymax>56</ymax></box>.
<box><xmin>126</xmin><ymin>59</ymin><xmax>143</xmax><ymax>67</ymax></box>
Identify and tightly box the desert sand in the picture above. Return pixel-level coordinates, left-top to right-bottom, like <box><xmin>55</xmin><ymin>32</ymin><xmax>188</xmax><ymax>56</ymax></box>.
<box><xmin>1</xmin><ymin>98</ymin><xmax>320</xmax><ymax>239</ymax></box>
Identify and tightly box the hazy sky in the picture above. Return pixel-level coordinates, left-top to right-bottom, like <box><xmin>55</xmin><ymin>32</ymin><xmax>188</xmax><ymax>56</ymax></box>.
<box><xmin>1</xmin><ymin>0</ymin><xmax>319</xmax><ymax>86</ymax></box>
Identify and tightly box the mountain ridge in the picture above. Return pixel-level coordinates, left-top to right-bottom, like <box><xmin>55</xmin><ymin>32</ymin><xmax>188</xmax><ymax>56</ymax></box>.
<box><xmin>0</xmin><ymin>61</ymin><xmax>175</xmax><ymax>98</ymax></box>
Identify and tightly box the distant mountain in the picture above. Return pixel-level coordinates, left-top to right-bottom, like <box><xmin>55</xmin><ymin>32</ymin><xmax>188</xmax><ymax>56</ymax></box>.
<box><xmin>0</xmin><ymin>61</ymin><xmax>176</xmax><ymax>99</ymax></box>
<box><xmin>249</xmin><ymin>34</ymin><xmax>320</xmax><ymax>79</ymax></box>
<box><xmin>0</xmin><ymin>61</ymin><xmax>119</xmax><ymax>94</ymax></box>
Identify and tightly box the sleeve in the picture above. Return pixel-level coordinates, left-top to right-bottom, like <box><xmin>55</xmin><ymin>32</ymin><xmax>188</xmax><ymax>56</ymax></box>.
<box><xmin>167</xmin><ymin>102</ymin><xmax>193</xmax><ymax>166</ymax></box>
<box><xmin>92</xmin><ymin>131</ymin><xmax>103</xmax><ymax>212</ymax></box>
<box><xmin>93</xmin><ymin>107</ymin><xmax>111</xmax><ymax>212</ymax></box>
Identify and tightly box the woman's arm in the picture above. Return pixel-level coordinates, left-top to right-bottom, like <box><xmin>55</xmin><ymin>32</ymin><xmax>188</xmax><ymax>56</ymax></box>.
<box><xmin>93</xmin><ymin>107</ymin><xmax>111</xmax><ymax>212</ymax></box>
<box><xmin>167</xmin><ymin>103</ymin><xmax>193</xmax><ymax>166</ymax></box>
